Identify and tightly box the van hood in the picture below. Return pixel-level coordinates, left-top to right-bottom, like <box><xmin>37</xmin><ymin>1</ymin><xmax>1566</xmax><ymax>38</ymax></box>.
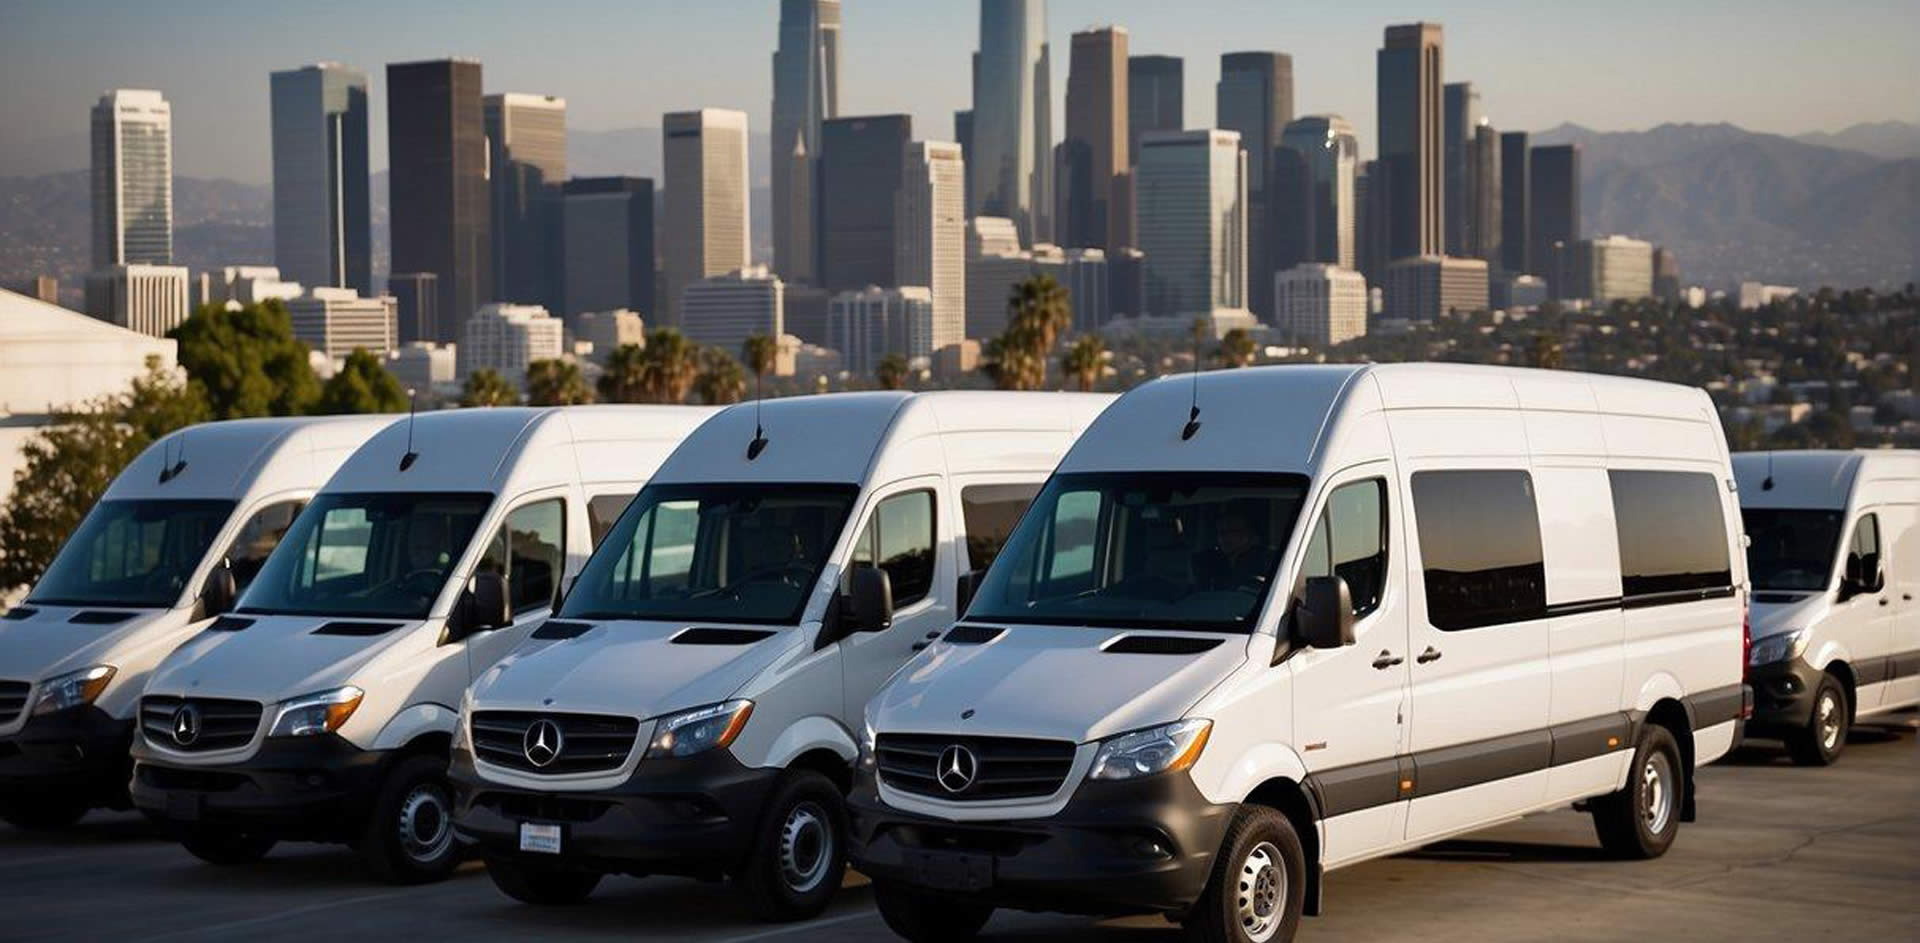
<box><xmin>143</xmin><ymin>613</ymin><xmax>424</xmax><ymax>702</ymax></box>
<box><xmin>470</xmin><ymin>619</ymin><xmax>803</xmax><ymax>720</ymax></box>
<box><xmin>1750</xmin><ymin>592</ymin><xmax>1829</xmax><ymax>640</ymax></box>
<box><xmin>0</xmin><ymin>604</ymin><xmax>176</xmax><ymax>683</ymax></box>
<box><xmin>868</xmin><ymin>624</ymin><xmax>1249</xmax><ymax>743</ymax></box>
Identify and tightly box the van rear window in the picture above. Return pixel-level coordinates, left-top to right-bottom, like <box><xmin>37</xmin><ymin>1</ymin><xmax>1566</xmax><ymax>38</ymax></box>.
<box><xmin>1411</xmin><ymin>470</ymin><xmax>1547</xmax><ymax>631</ymax></box>
<box><xmin>1609</xmin><ymin>470</ymin><xmax>1732</xmax><ymax>602</ymax></box>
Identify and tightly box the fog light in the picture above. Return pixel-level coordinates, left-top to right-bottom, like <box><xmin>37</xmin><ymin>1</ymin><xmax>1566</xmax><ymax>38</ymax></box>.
<box><xmin>1131</xmin><ymin>835</ymin><xmax>1173</xmax><ymax>859</ymax></box>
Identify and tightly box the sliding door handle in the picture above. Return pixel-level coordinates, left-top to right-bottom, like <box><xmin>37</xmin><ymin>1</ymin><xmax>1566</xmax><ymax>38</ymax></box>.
<box><xmin>1416</xmin><ymin>646</ymin><xmax>1444</xmax><ymax>665</ymax></box>
<box><xmin>1371</xmin><ymin>651</ymin><xmax>1404</xmax><ymax>670</ymax></box>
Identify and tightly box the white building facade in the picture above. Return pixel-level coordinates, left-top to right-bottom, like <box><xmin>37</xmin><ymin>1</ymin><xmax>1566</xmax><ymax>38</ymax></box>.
<box><xmin>91</xmin><ymin>89</ymin><xmax>173</xmax><ymax>268</ymax></box>
<box><xmin>1274</xmin><ymin>263</ymin><xmax>1368</xmax><ymax>347</ymax></box>
<box><xmin>286</xmin><ymin>287</ymin><xmax>397</xmax><ymax>359</ymax></box>
<box><xmin>460</xmin><ymin>303</ymin><xmax>564</xmax><ymax>382</ymax></box>
<box><xmin>84</xmin><ymin>264</ymin><xmax>190</xmax><ymax>337</ymax></box>
<box><xmin>1135</xmin><ymin>129</ymin><xmax>1246</xmax><ymax>317</ymax></box>
<box><xmin>663</xmin><ymin>109</ymin><xmax>751</xmax><ymax>325</ymax></box>
<box><xmin>828</xmin><ymin>286</ymin><xmax>935</xmax><ymax>375</ymax></box>
<box><xmin>895</xmin><ymin>140</ymin><xmax>967</xmax><ymax>353</ymax></box>
<box><xmin>680</xmin><ymin>267</ymin><xmax>784</xmax><ymax>357</ymax></box>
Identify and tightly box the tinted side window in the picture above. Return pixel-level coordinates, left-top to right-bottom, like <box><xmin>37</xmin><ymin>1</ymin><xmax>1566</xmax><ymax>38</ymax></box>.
<box><xmin>1848</xmin><ymin>513</ymin><xmax>1882</xmax><ymax>588</ymax></box>
<box><xmin>480</xmin><ymin>499</ymin><xmax>566</xmax><ymax>613</ymax></box>
<box><xmin>1411</xmin><ymin>470</ymin><xmax>1546</xmax><ymax>630</ymax></box>
<box><xmin>1609</xmin><ymin>470</ymin><xmax>1732</xmax><ymax>600</ymax></box>
<box><xmin>852</xmin><ymin>491</ymin><xmax>936</xmax><ymax>610</ymax></box>
<box><xmin>960</xmin><ymin>483</ymin><xmax>1043</xmax><ymax>573</ymax></box>
<box><xmin>223</xmin><ymin>500</ymin><xmax>305</xmax><ymax>592</ymax></box>
<box><xmin>586</xmin><ymin>493</ymin><xmax>635</xmax><ymax>548</ymax></box>
<box><xmin>1296</xmin><ymin>480</ymin><xmax>1387</xmax><ymax>618</ymax></box>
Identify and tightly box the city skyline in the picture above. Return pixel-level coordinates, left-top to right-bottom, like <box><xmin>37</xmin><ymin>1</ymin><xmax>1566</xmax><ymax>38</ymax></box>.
<box><xmin>6</xmin><ymin>1</ymin><xmax>1912</xmax><ymax>185</ymax></box>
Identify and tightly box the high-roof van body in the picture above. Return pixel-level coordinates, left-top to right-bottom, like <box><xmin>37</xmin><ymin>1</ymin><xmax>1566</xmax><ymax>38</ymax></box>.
<box><xmin>850</xmin><ymin>365</ymin><xmax>1749</xmax><ymax>943</ymax></box>
<box><xmin>1735</xmin><ymin>450</ymin><xmax>1919</xmax><ymax>764</ymax></box>
<box><xmin>451</xmin><ymin>391</ymin><xmax>1112</xmax><ymax>920</ymax></box>
<box><xmin>0</xmin><ymin>416</ymin><xmax>391</xmax><ymax>828</ymax></box>
<box><xmin>128</xmin><ymin>406</ymin><xmax>713</xmax><ymax>881</ymax></box>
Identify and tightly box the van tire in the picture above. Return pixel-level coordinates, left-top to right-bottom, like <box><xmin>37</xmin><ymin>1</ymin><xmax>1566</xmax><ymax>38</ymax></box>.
<box><xmin>359</xmin><ymin>754</ymin><xmax>461</xmax><ymax>885</ymax></box>
<box><xmin>872</xmin><ymin>880</ymin><xmax>995</xmax><ymax>942</ymax></box>
<box><xmin>1185</xmin><ymin>805</ymin><xmax>1305</xmax><ymax>943</ymax></box>
<box><xmin>0</xmin><ymin>794</ymin><xmax>90</xmax><ymax>831</ymax></box>
<box><xmin>485</xmin><ymin>855</ymin><xmax>603</xmax><ymax>905</ymax></box>
<box><xmin>734</xmin><ymin>769</ymin><xmax>847</xmax><ymax>921</ymax></box>
<box><xmin>181</xmin><ymin>828</ymin><xmax>276</xmax><ymax>865</ymax></box>
<box><xmin>1784</xmin><ymin>676</ymin><xmax>1848</xmax><ymax>767</ymax></box>
<box><xmin>1591</xmin><ymin>724</ymin><xmax>1683</xmax><ymax>859</ymax></box>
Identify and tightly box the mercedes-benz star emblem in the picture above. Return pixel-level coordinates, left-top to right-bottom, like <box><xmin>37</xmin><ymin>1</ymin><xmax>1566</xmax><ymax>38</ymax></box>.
<box><xmin>523</xmin><ymin>718</ymin><xmax>565</xmax><ymax>768</ymax></box>
<box><xmin>171</xmin><ymin>703</ymin><xmax>201</xmax><ymax>746</ymax></box>
<box><xmin>936</xmin><ymin>744</ymin><xmax>977</xmax><ymax>794</ymax></box>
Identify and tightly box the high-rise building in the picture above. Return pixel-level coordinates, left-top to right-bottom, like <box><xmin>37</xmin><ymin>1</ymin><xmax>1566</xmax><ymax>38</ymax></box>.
<box><xmin>818</xmin><ymin>114</ymin><xmax>911</xmax><ymax>291</ymax></box>
<box><xmin>1441</xmin><ymin>82</ymin><xmax>1481</xmax><ymax>257</ymax></box>
<box><xmin>1108</xmin><ymin>246</ymin><xmax>1145</xmax><ymax>319</ymax></box>
<box><xmin>1377</xmin><ymin>23</ymin><xmax>1443</xmax><ymax>261</ymax></box>
<box><xmin>1383</xmin><ymin>255</ymin><xmax>1487</xmax><ymax>322</ymax></box>
<box><xmin>387</xmin><ymin>59</ymin><xmax>488</xmax><ymax>340</ymax></box>
<box><xmin>681</xmin><ymin>266</ymin><xmax>784</xmax><ymax>356</ymax></box>
<box><xmin>1529</xmin><ymin>143</ymin><xmax>1581</xmax><ymax>298</ymax></box>
<box><xmin>561</xmin><ymin>177</ymin><xmax>654</xmax><ymax>320</ymax></box>
<box><xmin>1498</xmin><ymin>131</ymin><xmax>1531</xmax><ymax>274</ymax></box>
<box><xmin>896</xmin><ymin>140</ymin><xmax>967</xmax><ymax>353</ymax></box>
<box><xmin>771</xmin><ymin>0</ymin><xmax>841</xmax><ymax>283</ymax></box>
<box><xmin>1136</xmin><ymin>129</ymin><xmax>1246</xmax><ymax>316</ymax></box>
<box><xmin>1467</xmin><ymin>123</ymin><xmax>1502</xmax><ymax>263</ymax></box>
<box><xmin>459</xmin><ymin>303</ymin><xmax>563</xmax><ymax>383</ymax></box>
<box><xmin>485</xmin><ymin>93</ymin><xmax>567</xmax><ymax>311</ymax></box>
<box><xmin>965</xmin><ymin>216</ymin><xmax>1032</xmax><ymax>338</ymax></box>
<box><xmin>1274</xmin><ymin>263</ymin><xmax>1368</xmax><ymax>348</ymax></box>
<box><xmin>1568</xmin><ymin>235</ymin><xmax>1654</xmax><ymax>304</ymax></box>
<box><xmin>1652</xmin><ymin>246</ymin><xmax>1681</xmax><ymax>302</ymax></box>
<box><xmin>1275</xmin><ymin>115</ymin><xmax>1358</xmax><ymax>272</ymax></box>
<box><xmin>84</xmin><ymin>264</ymin><xmax>189</xmax><ymax>337</ymax></box>
<box><xmin>1217</xmin><ymin>52</ymin><xmax>1293</xmax><ymax>322</ymax></box>
<box><xmin>1356</xmin><ymin>159</ymin><xmax>1390</xmax><ymax>285</ymax></box>
<box><xmin>663</xmin><ymin>109</ymin><xmax>751</xmax><ymax>325</ymax></box>
<box><xmin>828</xmin><ymin>285</ymin><xmax>936</xmax><ymax>375</ymax></box>
<box><xmin>286</xmin><ymin>287</ymin><xmax>397</xmax><ymax>359</ymax></box>
<box><xmin>387</xmin><ymin>273</ymin><xmax>439</xmax><ymax>345</ymax></box>
<box><xmin>1062</xmin><ymin>248</ymin><xmax>1110</xmax><ymax>332</ymax></box>
<box><xmin>972</xmin><ymin>0</ymin><xmax>1052</xmax><ymax>245</ymax></box>
<box><xmin>91</xmin><ymin>89</ymin><xmax>173</xmax><ymax>268</ymax></box>
<box><xmin>1127</xmin><ymin>55</ymin><xmax>1182</xmax><ymax>164</ymax></box>
<box><xmin>270</xmin><ymin>64</ymin><xmax>370</xmax><ymax>295</ymax></box>
<box><xmin>1062</xmin><ymin>27</ymin><xmax>1130</xmax><ymax>251</ymax></box>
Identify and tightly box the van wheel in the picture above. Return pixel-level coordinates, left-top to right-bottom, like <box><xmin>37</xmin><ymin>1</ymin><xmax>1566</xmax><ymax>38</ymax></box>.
<box><xmin>872</xmin><ymin>880</ymin><xmax>995</xmax><ymax>942</ymax></box>
<box><xmin>735</xmin><ymin>769</ymin><xmax>847</xmax><ymax>921</ymax></box>
<box><xmin>1591</xmin><ymin>724</ymin><xmax>1683</xmax><ymax>859</ymax></box>
<box><xmin>1784</xmin><ymin>676</ymin><xmax>1848</xmax><ymax>767</ymax></box>
<box><xmin>0</xmin><ymin>794</ymin><xmax>90</xmax><ymax>831</ymax></box>
<box><xmin>359</xmin><ymin>754</ymin><xmax>461</xmax><ymax>884</ymax></box>
<box><xmin>1186</xmin><ymin>805</ymin><xmax>1305</xmax><ymax>943</ymax></box>
<box><xmin>182</xmin><ymin>828</ymin><xmax>277</xmax><ymax>865</ymax></box>
<box><xmin>485</xmin><ymin>854</ymin><xmax>603</xmax><ymax>905</ymax></box>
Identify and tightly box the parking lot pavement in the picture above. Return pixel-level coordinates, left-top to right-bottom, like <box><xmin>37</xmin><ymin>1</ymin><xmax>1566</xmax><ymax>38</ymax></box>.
<box><xmin>3</xmin><ymin>720</ymin><xmax>1916</xmax><ymax>943</ymax></box>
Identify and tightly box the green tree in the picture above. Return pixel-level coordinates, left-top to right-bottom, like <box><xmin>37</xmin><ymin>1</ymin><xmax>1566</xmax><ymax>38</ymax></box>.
<box><xmin>742</xmin><ymin>334</ymin><xmax>779</xmax><ymax>393</ymax></box>
<box><xmin>461</xmin><ymin>369</ymin><xmax>520</xmax><ymax>407</ymax></box>
<box><xmin>1529</xmin><ymin>332</ymin><xmax>1565</xmax><ymax>370</ymax></box>
<box><xmin>597</xmin><ymin>343</ymin><xmax>649</xmax><ymax>403</ymax></box>
<box><xmin>983</xmin><ymin>275</ymin><xmax>1073</xmax><ymax>390</ymax></box>
<box><xmin>525</xmin><ymin>359</ymin><xmax>594</xmax><ymax>406</ymax></box>
<box><xmin>875</xmin><ymin>353</ymin><xmax>911</xmax><ymax>391</ymax></box>
<box><xmin>1215</xmin><ymin>327</ymin><xmax>1257</xmax><ymax>368</ymax></box>
<box><xmin>1060</xmin><ymin>335</ymin><xmax>1106</xmax><ymax>391</ymax></box>
<box><xmin>169</xmin><ymin>301</ymin><xmax>321</xmax><ymax>418</ymax></box>
<box><xmin>693</xmin><ymin>347</ymin><xmax>747</xmax><ymax>404</ymax></box>
<box><xmin>638</xmin><ymin>328</ymin><xmax>701</xmax><ymax>403</ymax></box>
<box><xmin>313</xmin><ymin>349</ymin><xmax>408</xmax><ymax>415</ymax></box>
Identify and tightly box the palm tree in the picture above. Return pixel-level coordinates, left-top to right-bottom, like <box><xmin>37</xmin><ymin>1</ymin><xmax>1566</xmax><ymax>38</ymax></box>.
<box><xmin>1215</xmin><ymin>327</ymin><xmax>1257</xmax><ymax>368</ymax></box>
<box><xmin>692</xmin><ymin>347</ymin><xmax>747</xmax><ymax>404</ymax></box>
<box><xmin>637</xmin><ymin>328</ymin><xmax>700</xmax><ymax>403</ymax></box>
<box><xmin>742</xmin><ymin>334</ymin><xmax>779</xmax><ymax>386</ymax></box>
<box><xmin>525</xmin><ymin>359</ymin><xmax>593</xmax><ymax>405</ymax></box>
<box><xmin>598</xmin><ymin>343</ymin><xmax>648</xmax><ymax>403</ymax></box>
<box><xmin>460</xmin><ymin>368</ymin><xmax>519</xmax><ymax>407</ymax></box>
<box><xmin>1060</xmin><ymin>335</ymin><xmax>1106</xmax><ymax>392</ymax></box>
<box><xmin>985</xmin><ymin>275</ymin><xmax>1074</xmax><ymax>390</ymax></box>
<box><xmin>875</xmin><ymin>353</ymin><xmax>911</xmax><ymax>390</ymax></box>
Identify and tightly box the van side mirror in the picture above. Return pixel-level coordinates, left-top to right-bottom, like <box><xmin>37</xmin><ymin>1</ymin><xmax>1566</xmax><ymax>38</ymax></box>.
<box><xmin>198</xmin><ymin>561</ymin><xmax>237</xmax><ymax>619</ymax></box>
<box><xmin>956</xmin><ymin>568</ymin><xmax>985</xmax><ymax>617</ymax></box>
<box><xmin>1295</xmin><ymin>576</ymin><xmax>1355</xmax><ymax>650</ymax></box>
<box><xmin>448</xmin><ymin>571</ymin><xmax>512</xmax><ymax>642</ymax></box>
<box><xmin>849</xmin><ymin>567</ymin><xmax>894</xmax><ymax>635</ymax></box>
<box><xmin>1841</xmin><ymin>552</ymin><xmax>1884</xmax><ymax>600</ymax></box>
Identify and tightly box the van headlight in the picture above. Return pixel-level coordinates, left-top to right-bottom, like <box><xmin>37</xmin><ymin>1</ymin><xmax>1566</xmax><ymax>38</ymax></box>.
<box><xmin>1749</xmin><ymin>629</ymin><xmax>1809</xmax><ymax>667</ymax></box>
<box><xmin>267</xmin><ymin>686</ymin><xmax>364</xmax><ymax>737</ymax></box>
<box><xmin>32</xmin><ymin>665</ymin><xmax>116</xmax><ymax>716</ymax></box>
<box><xmin>1088</xmin><ymin>718</ymin><xmax>1212</xmax><ymax>781</ymax></box>
<box><xmin>645</xmin><ymin>700</ymin><xmax>753</xmax><ymax>759</ymax></box>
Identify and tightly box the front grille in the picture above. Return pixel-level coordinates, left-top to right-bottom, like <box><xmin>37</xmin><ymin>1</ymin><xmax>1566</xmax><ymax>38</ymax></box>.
<box><xmin>876</xmin><ymin>734</ymin><xmax>1077</xmax><ymax>801</ymax></box>
<box><xmin>470</xmin><ymin>711</ymin><xmax>641</xmax><ymax>775</ymax></box>
<box><xmin>140</xmin><ymin>695</ymin><xmax>263</xmax><ymax>752</ymax></box>
<box><xmin>0</xmin><ymin>680</ymin><xmax>28</xmax><ymax>725</ymax></box>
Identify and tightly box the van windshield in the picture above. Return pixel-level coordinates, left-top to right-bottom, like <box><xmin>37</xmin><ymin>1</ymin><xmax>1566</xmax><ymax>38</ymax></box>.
<box><xmin>965</xmin><ymin>472</ymin><xmax>1311</xmax><ymax>633</ymax></box>
<box><xmin>561</xmin><ymin>482</ymin><xmax>860</xmax><ymax>626</ymax></box>
<box><xmin>1742</xmin><ymin>508</ymin><xmax>1844</xmax><ymax>592</ymax></box>
<box><xmin>238</xmin><ymin>492</ymin><xmax>493</xmax><ymax>619</ymax></box>
<box><xmin>29</xmin><ymin>499</ymin><xmax>236</xmax><ymax>609</ymax></box>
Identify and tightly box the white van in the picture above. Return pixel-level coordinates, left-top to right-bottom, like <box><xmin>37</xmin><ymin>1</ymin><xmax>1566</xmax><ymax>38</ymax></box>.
<box><xmin>128</xmin><ymin>405</ymin><xmax>714</xmax><ymax>883</ymax></box>
<box><xmin>850</xmin><ymin>364</ymin><xmax>1750</xmax><ymax>943</ymax></box>
<box><xmin>0</xmin><ymin>416</ymin><xmax>391</xmax><ymax>830</ymax></box>
<box><xmin>450</xmin><ymin>391</ymin><xmax>1112</xmax><ymax>920</ymax></box>
<box><xmin>1734</xmin><ymin>449</ymin><xmax>1919</xmax><ymax>765</ymax></box>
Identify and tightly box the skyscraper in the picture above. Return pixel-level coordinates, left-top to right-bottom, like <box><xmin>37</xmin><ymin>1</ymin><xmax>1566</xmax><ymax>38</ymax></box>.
<box><xmin>1275</xmin><ymin>115</ymin><xmax>1358</xmax><ymax>271</ymax></box>
<box><xmin>561</xmin><ymin>177</ymin><xmax>654</xmax><ymax>320</ymax></box>
<box><xmin>1441</xmin><ymin>81</ymin><xmax>1480</xmax><ymax>257</ymax></box>
<box><xmin>1135</xmin><ymin>130</ymin><xmax>1246</xmax><ymax>316</ymax></box>
<box><xmin>388</xmin><ymin>59</ymin><xmax>488</xmax><ymax>339</ymax></box>
<box><xmin>1529</xmin><ymin>143</ymin><xmax>1581</xmax><ymax>297</ymax></box>
<box><xmin>681</xmin><ymin>266</ymin><xmax>784</xmax><ymax>355</ymax></box>
<box><xmin>829</xmin><ymin>286</ymin><xmax>936</xmax><ymax>375</ymax></box>
<box><xmin>1127</xmin><ymin>55</ymin><xmax>1182</xmax><ymax>164</ymax></box>
<box><xmin>896</xmin><ymin>140</ymin><xmax>967</xmax><ymax>352</ymax></box>
<box><xmin>818</xmin><ymin>114</ymin><xmax>912</xmax><ymax>291</ymax></box>
<box><xmin>663</xmin><ymin>109</ymin><xmax>751</xmax><ymax>325</ymax></box>
<box><xmin>270</xmin><ymin>64</ymin><xmax>370</xmax><ymax>294</ymax></box>
<box><xmin>1498</xmin><ymin>131</ymin><xmax>1530</xmax><ymax>274</ymax></box>
<box><xmin>1061</xmin><ymin>27</ymin><xmax>1129</xmax><ymax>251</ymax></box>
<box><xmin>485</xmin><ymin>93</ymin><xmax>567</xmax><ymax>311</ymax></box>
<box><xmin>972</xmin><ymin>0</ymin><xmax>1052</xmax><ymax>246</ymax></box>
<box><xmin>771</xmin><ymin>0</ymin><xmax>841</xmax><ymax>284</ymax></box>
<box><xmin>91</xmin><ymin>89</ymin><xmax>172</xmax><ymax>268</ymax></box>
<box><xmin>387</xmin><ymin>272</ymin><xmax>439</xmax><ymax>345</ymax></box>
<box><xmin>1217</xmin><ymin>52</ymin><xmax>1294</xmax><ymax>321</ymax></box>
<box><xmin>1467</xmin><ymin>123</ymin><xmax>1502</xmax><ymax>263</ymax></box>
<box><xmin>1377</xmin><ymin>23</ymin><xmax>1443</xmax><ymax>261</ymax></box>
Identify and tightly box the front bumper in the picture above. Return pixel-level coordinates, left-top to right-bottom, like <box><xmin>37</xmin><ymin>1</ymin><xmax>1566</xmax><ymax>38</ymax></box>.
<box><xmin>449</xmin><ymin>746</ymin><xmax>781</xmax><ymax>878</ymax></box>
<box><xmin>0</xmin><ymin>707</ymin><xmax>134</xmax><ymax>805</ymax></box>
<box><xmin>130</xmin><ymin>735</ymin><xmax>387</xmax><ymax>841</ymax></box>
<box><xmin>1745</xmin><ymin>657</ymin><xmax>1824</xmax><ymax>738</ymax></box>
<box><xmin>847</xmin><ymin>769</ymin><xmax>1236</xmax><ymax>918</ymax></box>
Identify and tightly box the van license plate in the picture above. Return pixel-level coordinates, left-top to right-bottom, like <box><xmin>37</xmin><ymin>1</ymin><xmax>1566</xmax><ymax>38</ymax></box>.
<box><xmin>907</xmin><ymin>850</ymin><xmax>992</xmax><ymax>891</ymax></box>
<box><xmin>519</xmin><ymin>823</ymin><xmax>562</xmax><ymax>854</ymax></box>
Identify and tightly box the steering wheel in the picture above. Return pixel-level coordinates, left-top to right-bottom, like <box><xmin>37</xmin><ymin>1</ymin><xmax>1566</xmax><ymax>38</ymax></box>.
<box><xmin>698</xmin><ymin>562</ymin><xmax>816</xmax><ymax>600</ymax></box>
<box><xmin>394</xmin><ymin>568</ymin><xmax>447</xmax><ymax>599</ymax></box>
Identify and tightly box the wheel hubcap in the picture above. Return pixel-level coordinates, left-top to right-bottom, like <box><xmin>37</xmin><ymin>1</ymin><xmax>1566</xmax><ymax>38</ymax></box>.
<box><xmin>398</xmin><ymin>783</ymin><xmax>453</xmax><ymax>864</ymax></box>
<box><xmin>1235</xmin><ymin>840</ymin><xmax>1286</xmax><ymax>942</ymax></box>
<box><xmin>779</xmin><ymin>801</ymin><xmax>832</xmax><ymax>893</ymax></box>
<box><xmin>1817</xmin><ymin>692</ymin><xmax>1842</xmax><ymax>751</ymax></box>
<box><xmin>1640</xmin><ymin>752</ymin><xmax>1674</xmax><ymax>836</ymax></box>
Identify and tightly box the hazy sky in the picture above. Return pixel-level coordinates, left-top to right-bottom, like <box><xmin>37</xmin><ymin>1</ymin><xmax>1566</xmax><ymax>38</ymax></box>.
<box><xmin>4</xmin><ymin>0</ymin><xmax>1915</xmax><ymax>183</ymax></box>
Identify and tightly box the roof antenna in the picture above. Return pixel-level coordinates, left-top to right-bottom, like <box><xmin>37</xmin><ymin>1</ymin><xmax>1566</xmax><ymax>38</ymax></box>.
<box><xmin>399</xmin><ymin>388</ymin><xmax>420</xmax><ymax>472</ymax></box>
<box><xmin>156</xmin><ymin>434</ymin><xmax>175</xmax><ymax>484</ymax></box>
<box><xmin>746</xmin><ymin>365</ymin><xmax>769</xmax><ymax>460</ymax></box>
<box><xmin>161</xmin><ymin>429</ymin><xmax>189</xmax><ymax>482</ymax></box>
<box><xmin>1761</xmin><ymin>450</ymin><xmax>1774</xmax><ymax>491</ymax></box>
<box><xmin>1181</xmin><ymin>318</ymin><xmax>1204</xmax><ymax>441</ymax></box>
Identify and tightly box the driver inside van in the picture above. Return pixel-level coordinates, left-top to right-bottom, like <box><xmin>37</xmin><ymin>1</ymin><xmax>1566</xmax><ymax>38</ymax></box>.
<box><xmin>1194</xmin><ymin>502</ymin><xmax>1276</xmax><ymax>592</ymax></box>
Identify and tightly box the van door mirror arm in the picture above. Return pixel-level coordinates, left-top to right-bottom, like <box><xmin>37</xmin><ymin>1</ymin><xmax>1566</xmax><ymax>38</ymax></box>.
<box><xmin>1294</xmin><ymin>576</ymin><xmax>1357</xmax><ymax>650</ymax></box>
<box><xmin>445</xmin><ymin>571</ymin><xmax>512</xmax><ymax>644</ymax></box>
<box><xmin>197</xmin><ymin>559</ymin><xmax>238</xmax><ymax>620</ymax></box>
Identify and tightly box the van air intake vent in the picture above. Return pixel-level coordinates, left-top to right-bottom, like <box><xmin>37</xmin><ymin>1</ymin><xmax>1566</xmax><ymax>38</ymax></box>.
<box><xmin>672</xmin><ymin>627</ymin><xmax>777</xmax><ymax>645</ymax></box>
<box><xmin>1103</xmin><ymin>635</ymin><xmax>1224</xmax><ymax>655</ymax></box>
<box><xmin>69</xmin><ymin>611</ymin><xmax>137</xmax><ymax>625</ymax></box>
<box><xmin>532</xmin><ymin>620</ymin><xmax>595</xmax><ymax>640</ymax></box>
<box><xmin>311</xmin><ymin>621</ymin><xmax>403</xmax><ymax>637</ymax></box>
<box><xmin>944</xmin><ymin>625</ymin><xmax>1005</xmax><ymax>645</ymax></box>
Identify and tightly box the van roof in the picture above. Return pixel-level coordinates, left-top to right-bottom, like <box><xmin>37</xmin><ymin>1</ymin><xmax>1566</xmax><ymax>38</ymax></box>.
<box><xmin>1733</xmin><ymin>449</ymin><xmax>1920</xmax><ymax>510</ymax></box>
<box><xmin>650</xmin><ymin>391</ymin><xmax>1115</xmax><ymax>485</ymax></box>
<box><xmin>103</xmin><ymin>415</ymin><xmax>398</xmax><ymax>502</ymax></box>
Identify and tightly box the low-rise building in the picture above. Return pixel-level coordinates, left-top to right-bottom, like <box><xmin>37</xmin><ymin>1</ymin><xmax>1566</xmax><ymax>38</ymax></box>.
<box><xmin>681</xmin><ymin>266</ymin><xmax>784</xmax><ymax>357</ymax></box>
<box><xmin>1273</xmin><ymin>264</ymin><xmax>1368</xmax><ymax>348</ymax></box>
<box><xmin>1382</xmin><ymin>255</ymin><xmax>1489</xmax><ymax>322</ymax></box>
<box><xmin>286</xmin><ymin>287</ymin><xmax>397</xmax><ymax>359</ymax></box>
<box><xmin>828</xmin><ymin>286</ymin><xmax>936</xmax><ymax>375</ymax></box>
<box><xmin>460</xmin><ymin>303</ymin><xmax>564</xmax><ymax>383</ymax></box>
<box><xmin>84</xmin><ymin>264</ymin><xmax>191</xmax><ymax>337</ymax></box>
